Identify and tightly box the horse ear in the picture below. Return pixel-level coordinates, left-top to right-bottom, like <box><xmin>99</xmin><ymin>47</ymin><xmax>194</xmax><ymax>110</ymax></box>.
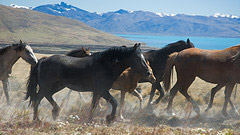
<box><xmin>82</xmin><ymin>47</ymin><xmax>86</xmax><ymax>52</ymax></box>
<box><xmin>232</xmin><ymin>52</ymin><xmax>240</xmax><ymax>63</ymax></box>
<box><xmin>134</xmin><ymin>43</ymin><xmax>141</xmax><ymax>49</ymax></box>
<box><xmin>87</xmin><ymin>47</ymin><xmax>90</xmax><ymax>51</ymax></box>
<box><xmin>187</xmin><ymin>39</ymin><xmax>190</xmax><ymax>44</ymax></box>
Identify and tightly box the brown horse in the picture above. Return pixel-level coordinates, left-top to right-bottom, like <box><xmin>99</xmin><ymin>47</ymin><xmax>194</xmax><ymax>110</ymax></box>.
<box><xmin>112</xmin><ymin>60</ymin><xmax>155</xmax><ymax>119</ymax></box>
<box><xmin>163</xmin><ymin>44</ymin><xmax>240</xmax><ymax>117</ymax></box>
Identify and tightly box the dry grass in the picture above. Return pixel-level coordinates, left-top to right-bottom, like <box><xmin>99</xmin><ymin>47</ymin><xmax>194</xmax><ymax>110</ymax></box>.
<box><xmin>0</xmin><ymin>53</ymin><xmax>239</xmax><ymax>134</ymax></box>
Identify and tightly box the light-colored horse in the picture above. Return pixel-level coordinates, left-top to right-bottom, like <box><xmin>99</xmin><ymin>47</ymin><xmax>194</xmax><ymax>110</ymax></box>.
<box><xmin>0</xmin><ymin>40</ymin><xmax>38</xmax><ymax>104</ymax></box>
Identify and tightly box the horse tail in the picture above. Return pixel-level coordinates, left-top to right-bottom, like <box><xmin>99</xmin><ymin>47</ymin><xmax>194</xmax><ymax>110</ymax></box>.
<box><xmin>163</xmin><ymin>52</ymin><xmax>178</xmax><ymax>92</ymax></box>
<box><xmin>25</xmin><ymin>58</ymin><xmax>45</xmax><ymax>106</ymax></box>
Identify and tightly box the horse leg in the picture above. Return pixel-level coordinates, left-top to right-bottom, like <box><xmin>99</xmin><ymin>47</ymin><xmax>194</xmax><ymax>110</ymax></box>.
<box><xmin>33</xmin><ymin>88</ymin><xmax>45</xmax><ymax>121</ymax></box>
<box><xmin>89</xmin><ymin>92</ymin><xmax>100</xmax><ymax>122</ymax></box>
<box><xmin>64</xmin><ymin>90</ymin><xmax>72</xmax><ymax>107</ymax></box>
<box><xmin>78</xmin><ymin>92</ymin><xmax>84</xmax><ymax>101</ymax></box>
<box><xmin>101</xmin><ymin>91</ymin><xmax>117</xmax><ymax>124</ymax></box>
<box><xmin>131</xmin><ymin>89</ymin><xmax>143</xmax><ymax>109</ymax></box>
<box><xmin>205</xmin><ymin>84</ymin><xmax>224</xmax><ymax>112</ymax></box>
<box><xmin>179</xmin><ymin>88</ymin><xmax>200</xmax><ymax>115</ymax></box>
<box><xmin>119</xmin><ymin>91</ymin><xmax>126</xmax><ymax>120</ymax></box>
<box><xmin>45</xmin><ymin>95</ymin><xmax>60</xmax><ymax>120</ymax></box>
<box><xmin>222</xmin><ymin>84</ymin><xmax>235</xmax><ymax>117</ymax></box>
<box><xmin>2</xmin><ymin>78</ymin><xmax>10</xmax><ymax>105</ymax></box>
<box><xmin>154</xmin><ymin>83</ymin><xmax>164</xmax><ymax>104</ymax></box>
<box><xmin>147</xmin><ymin>82</ymin><xmax>157</xmax><ymax>106</ymax></box>
<box><xmin>166</xmin><ymin>82</ymin><xmax>180</xmax><ymax>115</ymax></box>
<box><xmin>229</xmin><ymin>99</ymin><xmax>239</xmax><ymax>116</ymax></box>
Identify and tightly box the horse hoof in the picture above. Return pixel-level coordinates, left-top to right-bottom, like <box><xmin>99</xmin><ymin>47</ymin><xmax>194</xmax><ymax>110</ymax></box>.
<box><xmin>120</xmin><ymin>115</ymin><xmax>125</xmax><ymax>120</ymax></box>
<box><xmin>222</xmin><ymin>111</ymin><xmax>228</xmax><ymax>117</ymax></box>
<box><xmin>167</xmin><ymin>109</ymin><xmax>175</xmax><ymax>116</ymax></box>
<box><xmin>232</xmin><ymin>109</ymin><xmax>240</xmax><ymax>116</ymax></box>
<box><xmin>150</xmin><ymin>100</ymin><xmax>156</xmax><ymax>105</ymax></box>
<box><xmin>205</xmin><ymin>108</ymin><xmax>209</xmax><ymax>112</ymax></box>
<box><xmin>52</xmin><ymin>109</ymin><xmax>60</xmax><ymax>120</ymax></box>
<box><xmin>106</xmin><ymin>115</ymin><xmax>115</xmax><ymax>125</ymax></box>
<box><xmin>33</xmin><ymin>118</ymin><xmax>42</xmax><ymax>125</ymax></box>
<box><xmin>235</xmin><ymin>110</ymin><xmax>240</xmax><ymax>116</ymax></box>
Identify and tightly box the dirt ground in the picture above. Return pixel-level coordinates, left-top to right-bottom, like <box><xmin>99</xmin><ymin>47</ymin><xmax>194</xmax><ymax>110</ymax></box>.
<box><xmin>0</xmin><ymin>53</ymin><xmax>239</xmax><ymax>135</ymax></box>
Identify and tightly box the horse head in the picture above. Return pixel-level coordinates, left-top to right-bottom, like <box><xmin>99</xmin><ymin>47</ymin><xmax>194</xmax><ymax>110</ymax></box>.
<box><xmin>13</xmin><ymin>40</ymin><xmax>38</xmax><ymax>66</ymax></box>
<box><xmin>125</xmin><ymin>43</ymin><xmax>152</xmax><ymax>79</ymax></box>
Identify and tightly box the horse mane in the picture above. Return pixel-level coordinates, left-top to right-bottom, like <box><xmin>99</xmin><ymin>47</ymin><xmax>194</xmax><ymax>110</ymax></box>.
<box><xmin>0</xmin><ymin>46</ymin><xmax>11</xmax><ymax>56</ymax></box>
<box><xmin>66</xmin><ymin>48</ymin><xmax>84</xmax><ymax>57</ymax></box>
<box><xmin>157</xmin><ymin>40</ymin><xmax>186</xmax><ymax>52</ymax></box>
<box><xmin>91</xmin><ymin>46</ymin><xmax>137</xmax><ymax>62</ymax></box>
<box><xmin>0</xmin><ymin>42</ymin><xmax>28</xmax><ymax>56</ymax></box>
<box><xmin>13</xmin><ymin>43</ymin><xmax>26</xmax><ymax>51</ymax></box>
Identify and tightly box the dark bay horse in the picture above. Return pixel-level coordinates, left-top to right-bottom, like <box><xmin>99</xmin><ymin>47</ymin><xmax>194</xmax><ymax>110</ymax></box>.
<box><xmin>141</xmin><ymin>39</ymin><xmax>195</xmax><ymax>106</ymax></box>
<box><xmin>163</xmin><ymin>44</ymin><xmax>240</xmax><ymax>117</ymax></box>
<box><xmin>25</xmin><ymin>43</ymin><xmax>152</xmax><ymax>124</ymax></box>
<box><xmin>40</xmin><ymin>47</ymin><xmax>92</xmax><ymax>105</ymax></box>
<box><xmin>64</xmin><ymin>48</ymin><xmax>156</xmax><ymax>119</ymax></box>
<box><xmin>0</xmin><ymin>40</ymin><xmax>38</xmax><ymax>104</ymax></box>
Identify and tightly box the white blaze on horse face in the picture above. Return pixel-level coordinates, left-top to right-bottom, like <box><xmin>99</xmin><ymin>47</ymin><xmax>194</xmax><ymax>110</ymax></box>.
<box><xmin>21</xmin><ymin>45</ymin><xmax>38</xmax><ymax>65</ymax></box>
<box><xmin>141</xmin><ymin>53</ymin><xmax>151</xmax><ymax>74</ymax></box>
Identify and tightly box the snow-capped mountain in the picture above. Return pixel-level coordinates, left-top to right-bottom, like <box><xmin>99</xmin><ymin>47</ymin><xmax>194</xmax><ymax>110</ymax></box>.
<box><xmin>20</xmin><ymin>2</ymin><xmax>240</xmax><ymax>37</ymax></box>
<box><xmin>10</xmin><ymin>4</ymin><xmax>32</xmax><ymax>10</ymax></box>
<box><xmin>212</xmin><ymin>13</ymin><xmax>239</xmax><ymax>19</ymax></box>
<box><xmin>156</xmin><ymin>13</ymin><xmax>176</xmax><ymax>17</ymax></box>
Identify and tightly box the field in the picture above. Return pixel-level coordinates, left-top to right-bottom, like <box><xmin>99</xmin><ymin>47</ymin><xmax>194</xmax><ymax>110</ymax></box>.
<box><xmin>0</xmin><ymin>53</ymin><xmax>240</xmax><ymax>135</ymax></box>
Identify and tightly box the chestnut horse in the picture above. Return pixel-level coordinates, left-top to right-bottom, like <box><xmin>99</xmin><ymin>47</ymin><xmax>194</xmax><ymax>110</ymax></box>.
<box><xmin>111</xmin><ymin>60</ymin><xmax>155</xmax><ymax>119</ymax></box>
<box><xmin>163</xmin><ymin>44</ymin><xmax>240</xmax><ymax>117</ymax></box>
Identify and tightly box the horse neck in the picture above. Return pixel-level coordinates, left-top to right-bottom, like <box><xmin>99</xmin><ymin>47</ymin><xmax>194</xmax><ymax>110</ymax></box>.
<box><xmin>111</xmin><ymin>63</ymin><xmax>130</xmax><ymax>80</ymax></box>
<box><xmin>129</xmin><ymin>68</ymin><xmax>143</xmax><ymax>81</ymax></box>
<box><xmin>2</xmin><ymin>49</ymin><xmax>20</xmax><ymax>70</ymax></box>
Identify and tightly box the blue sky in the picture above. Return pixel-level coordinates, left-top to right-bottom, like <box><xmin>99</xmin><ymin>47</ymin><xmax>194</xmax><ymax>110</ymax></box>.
<box><xmin>1</xmin><ymin>0</ymin><xmax>240</xmax><ymax>16</ymax></box>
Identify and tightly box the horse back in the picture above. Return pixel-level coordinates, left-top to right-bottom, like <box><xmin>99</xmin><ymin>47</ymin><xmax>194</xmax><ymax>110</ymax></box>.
<box><xmin>174</xmin><ymin>46</ymin><xmax>240</xmax><ymax>83</ymax></box>
<box><xmin>39</xmin><ymin>55</ymin><xmax>97</xmax><ymax>91</ymax></box>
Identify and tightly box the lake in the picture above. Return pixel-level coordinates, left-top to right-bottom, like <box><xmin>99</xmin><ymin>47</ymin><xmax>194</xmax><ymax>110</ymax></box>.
<box><xmin>116</xmin><ymin>34</ymin><xmax>240</xmax><ymax>50</ymax></box>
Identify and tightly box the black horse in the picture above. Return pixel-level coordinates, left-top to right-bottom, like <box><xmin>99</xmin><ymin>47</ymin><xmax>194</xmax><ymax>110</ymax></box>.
<box><xmin>141</xmin><ymin>39</ymin><xmax>195</xmax><ymax>106</ymax></box>
<box><xmin>25</xmin><ymin>43</ymin><xmax>151</xmax><ymax>124</ymax></box>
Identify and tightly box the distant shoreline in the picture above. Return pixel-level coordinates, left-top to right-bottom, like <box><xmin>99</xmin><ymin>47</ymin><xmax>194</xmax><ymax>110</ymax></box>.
<box><xmin>0</xmin><ymin>44</ymin><xmax>158</xmax><ymax>54</ymax></box>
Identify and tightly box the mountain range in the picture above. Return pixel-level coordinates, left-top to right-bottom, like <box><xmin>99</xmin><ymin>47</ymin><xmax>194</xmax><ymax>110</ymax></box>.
<box><xmin>0</xmin><ymin>4</ymin><xmax>132</xmax><ymax>45</ymax></box>
<box><xmin>30</xmin><ymin>2</ymin><xmax>240</xmax><ymax>38</ymax></box>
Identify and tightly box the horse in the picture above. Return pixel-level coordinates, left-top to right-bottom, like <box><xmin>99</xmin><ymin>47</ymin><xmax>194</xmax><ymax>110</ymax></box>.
<box><xmin>163</xmin><ymin>44</ymin><xmax>240</xmax><ymax>117</ymax></box>
<box><xmin>111</xmin><ymin>60</ymin><xmax>156</xmax><ymax>119</ymax></box>
<box><xmin>39</xmin><ymin>47</ymin><xmax>92</xmax><ymax>105</ymax></box>
<box><xmin>25</xmin><ymin>43</ymin><xmax>152</xmax><ymax>124</ymax></box>
<box><xmin>205</xmin><ymin>52</ymin><xmax>240</xmax><ymax>114</ymax></box>
<box><xmin>64</xmin><ymin>48</ymin><xmax>156</xmax><ymax>119</ymax></box>
<box><xmin>66</xmin><ymin>47</ymin><xmax>91</xmax><ymax>57</ymax></box>
<box><xmin>0</xmin><ymin>40</ymin><xmax>38</xmax><ymax>104</ymax></box>
<box><xmin>140</xmin><ymin>39</ymin><xmax>195</xmax><ymax>106</ymax></box>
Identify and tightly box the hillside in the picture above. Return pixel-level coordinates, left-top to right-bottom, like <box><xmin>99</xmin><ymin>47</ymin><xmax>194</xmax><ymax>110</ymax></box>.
<box><xmin>33</xmin><ymin>2</ymin><xmax>240</xmax><ymax>38</ymax></box>
<box><xmin>0</xmin><ymin>4</ymin><xmax>133</xmax><ymax>45</ymax></box>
